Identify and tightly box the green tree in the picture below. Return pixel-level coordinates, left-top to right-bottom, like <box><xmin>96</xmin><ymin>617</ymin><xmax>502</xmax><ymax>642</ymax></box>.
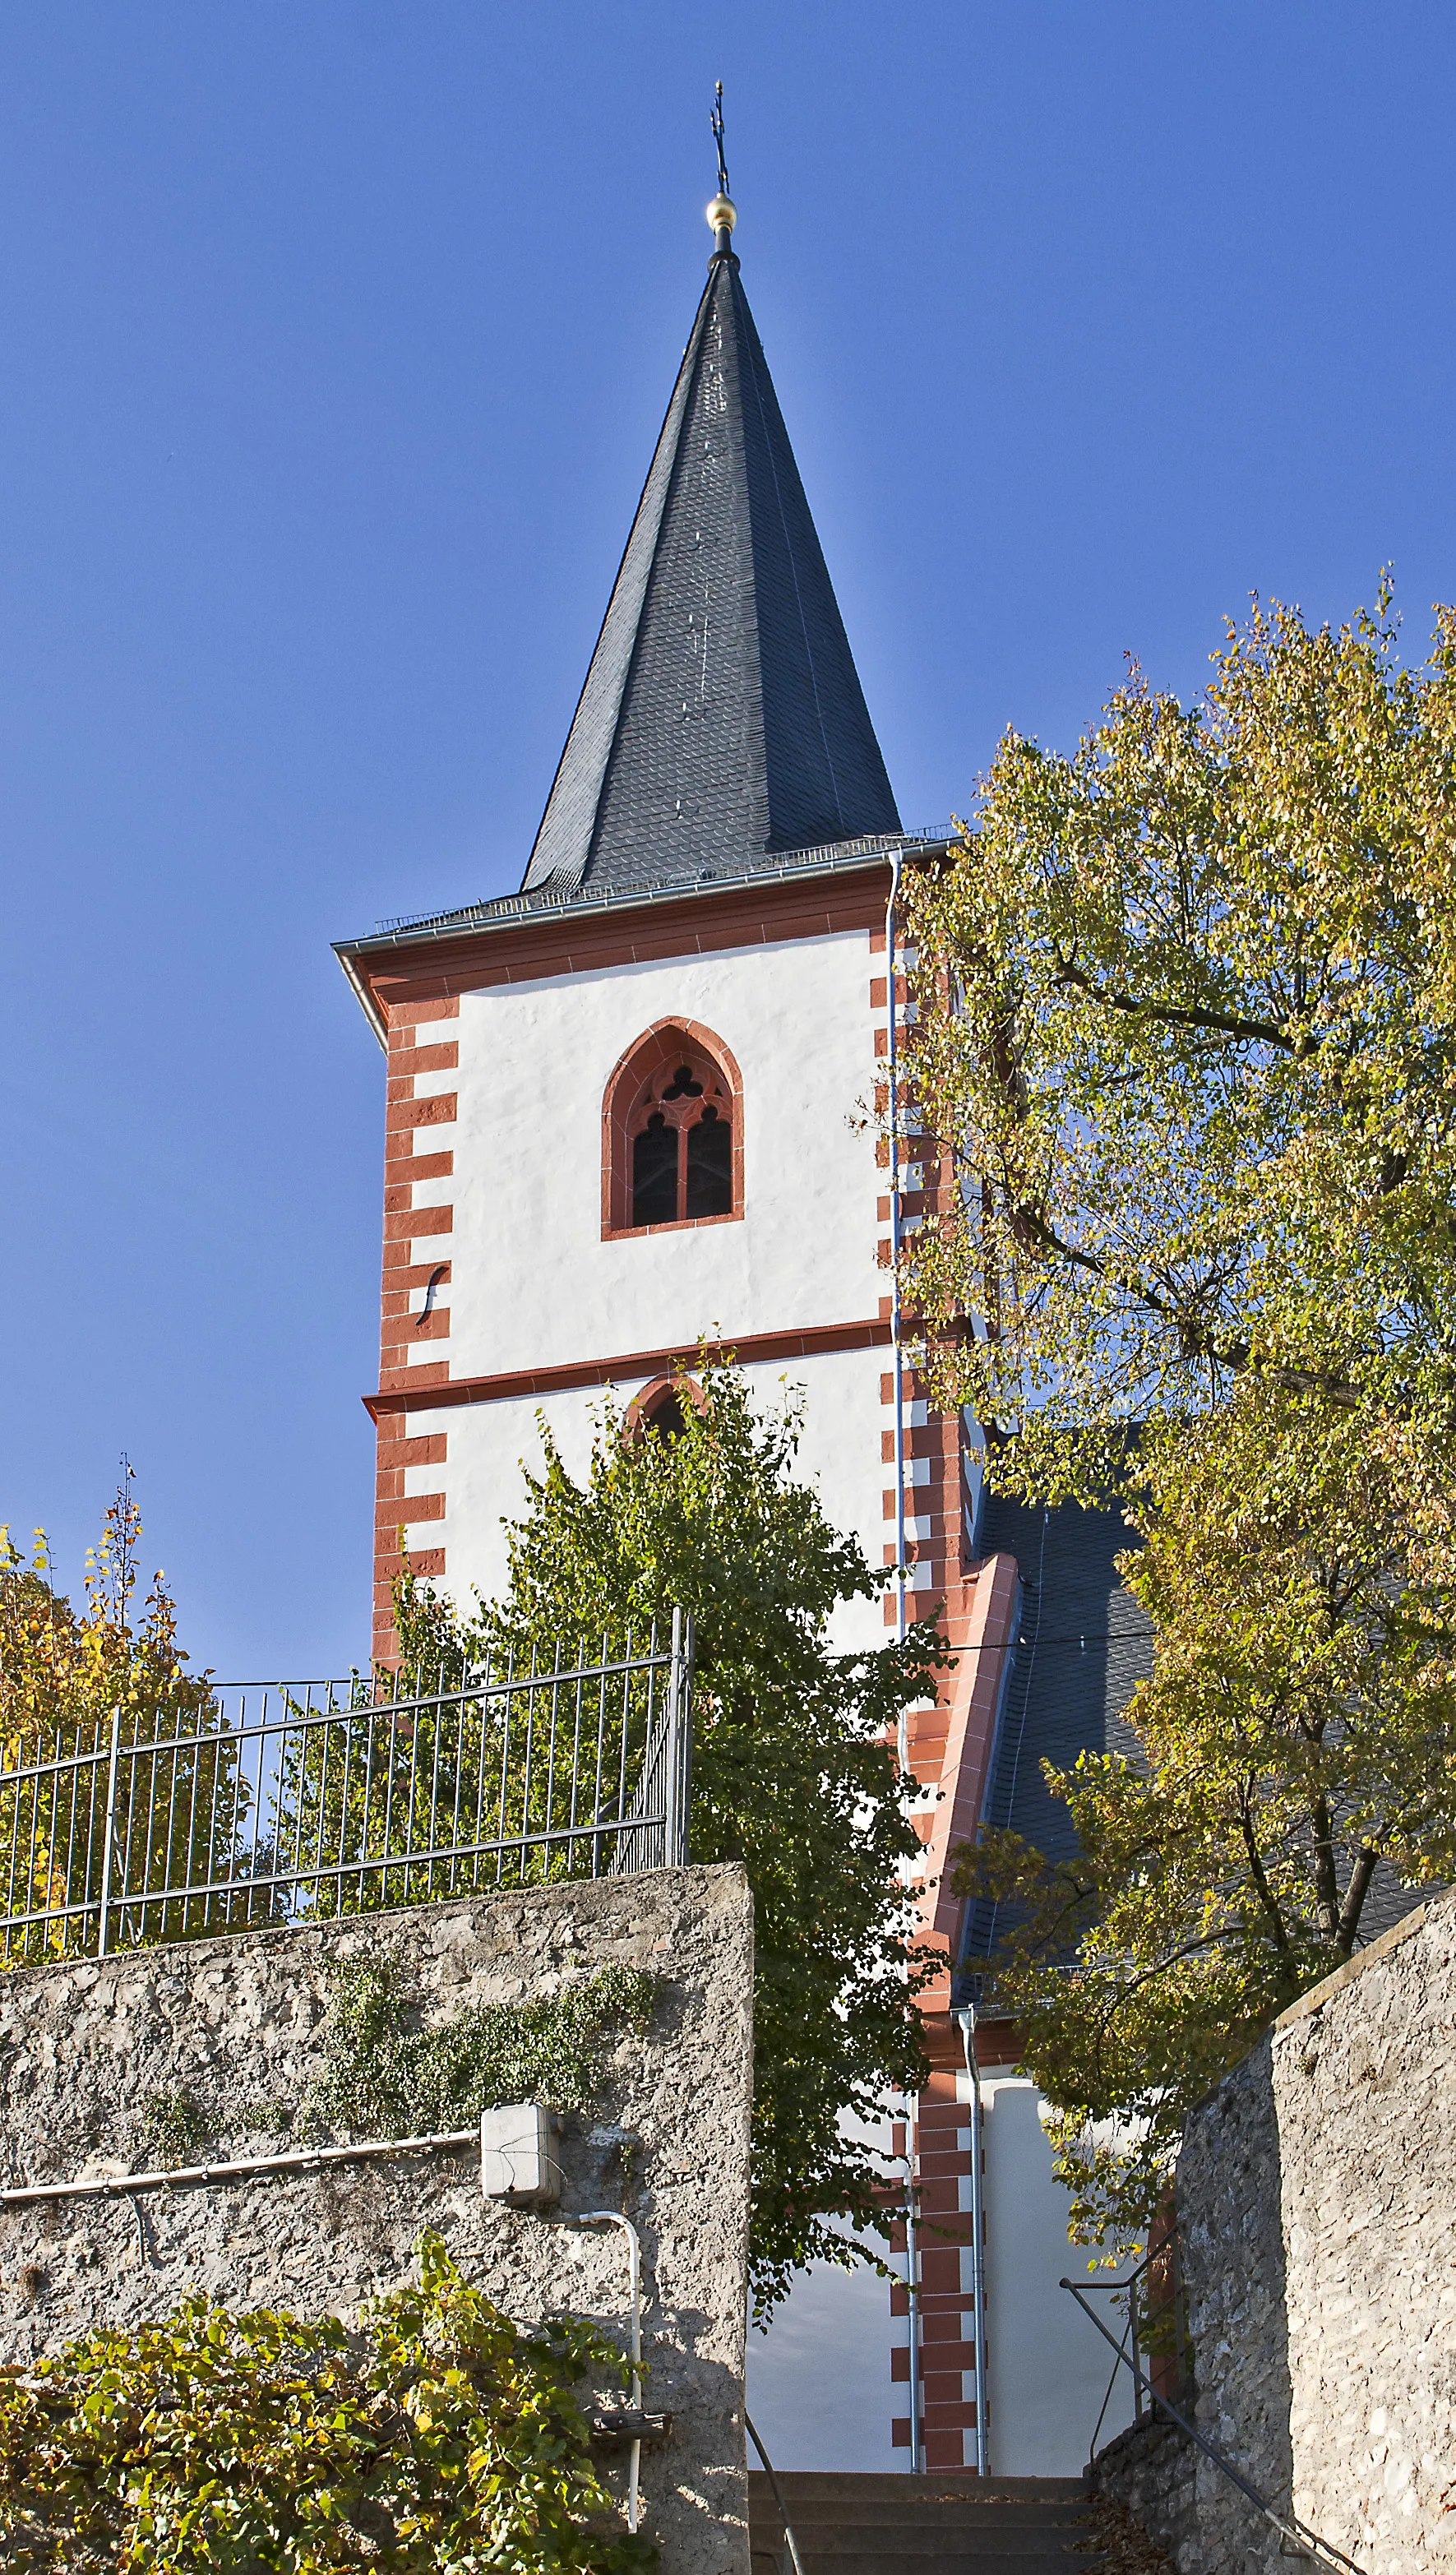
<box><xmin>392</xmin><ymin>1360</ymin><xmax>946</xmax><ymax>2315</ymax></box>
<box><xmin>904</xmin><ymin>589</ymin><xmax>1456</xmax><ymax>2237</ymax></box>
<box><xmin>0</xmin><ymin>2230</ymin><xmax>653</xmax><ymax>2575</ymax></box>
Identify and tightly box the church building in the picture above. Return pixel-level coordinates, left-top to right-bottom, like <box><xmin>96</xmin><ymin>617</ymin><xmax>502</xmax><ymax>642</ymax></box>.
<box><xmin>335</xmin><ymin>178</ymin><xmax>1140</xmax><ymax>2480</ymax></box>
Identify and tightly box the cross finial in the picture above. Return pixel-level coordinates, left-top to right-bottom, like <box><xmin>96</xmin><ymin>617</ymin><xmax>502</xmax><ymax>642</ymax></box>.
<box><xmin>706</xmin><ymin>80</ymin><xmax>737</xmax><ymax>260</ymax></box>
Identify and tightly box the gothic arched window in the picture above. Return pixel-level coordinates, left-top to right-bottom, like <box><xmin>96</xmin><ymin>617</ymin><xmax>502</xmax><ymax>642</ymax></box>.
<box><xmin>623</xmin><ymin>1373</ymin><xmax>707</xmax><ymax>1440</ymax></box>
<box><xmin>603</xmin><ymin>1021</ymin><xmax>744</xmax><ymax>1237</ymax></box>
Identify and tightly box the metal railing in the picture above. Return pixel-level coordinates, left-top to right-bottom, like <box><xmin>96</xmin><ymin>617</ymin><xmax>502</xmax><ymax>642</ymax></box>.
<box><xmin>745</xmin><ymin>2412</ymin><xmax>807</xmax><ymax>2575</ymax></box>
<box><xmin>1080</xmin><ymin>2235</ymin><xmax>1194</xmax><ymax>2457</ymax></box>
<box><xmin>0</xmin><ymin>1615</ymin><xmax>692</xmax><ymax>1963</ymax></box>
<box><xmin>1065</xmin><ymin>2240</ymin><xmax>1368</xmax><ymax>2575</ymax></box>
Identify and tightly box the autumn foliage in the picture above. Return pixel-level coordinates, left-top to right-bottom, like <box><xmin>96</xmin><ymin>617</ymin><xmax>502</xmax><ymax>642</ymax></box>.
<box><xmin>906</xmin><ymin>589</ymin><xmax>1456</xmax><ymax>2235</ymax></box>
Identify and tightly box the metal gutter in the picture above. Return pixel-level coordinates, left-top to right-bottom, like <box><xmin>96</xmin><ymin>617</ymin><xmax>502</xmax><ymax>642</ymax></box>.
<box><xmin>335</xmin><ymin>833</ymin><xmax>950</xmax><ymax>959</ymax></box>
<box><xmin>335</xmin><ymin>942</ymin><xmax>390</xmax><ymax>1051</ymax></box>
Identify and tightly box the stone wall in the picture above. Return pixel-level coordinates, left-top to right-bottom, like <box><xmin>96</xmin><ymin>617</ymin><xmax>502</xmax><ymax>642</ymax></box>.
<box><xmin>1092</xmin><ymin>2417</ymin><xmax>1197</xmax><ymax>2568</ymax></box>
<box><xmin>1097</xmin><ymin>1889</ymin><xmax>1456</xmax><ymax>2575</ymax></box>
<box><xmin>0</xmin><ymin>1865</ymin><xmax>754</xmax><ymax>2575</ymax></box>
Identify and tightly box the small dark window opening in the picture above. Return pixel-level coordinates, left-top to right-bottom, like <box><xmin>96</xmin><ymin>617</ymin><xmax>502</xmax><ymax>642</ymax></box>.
<box><xmin>645</xmin><ymin>1388</ymin><xmax>688</xmax><ymax>1440</ymax></box>
<box><xmin>621</xmin><ymin>1041</ymin><xmax>736</xmax><ymax>1230</ymax></box>
<box><xmin>685</xmin><ymin>1103</ymin><xmax>733</xmax><ymax>1218</ymax></box>
<box><xmin>632</xmin><ymin>1112</ymin><xmax>679</xmax><ymax>1227</ymax></box>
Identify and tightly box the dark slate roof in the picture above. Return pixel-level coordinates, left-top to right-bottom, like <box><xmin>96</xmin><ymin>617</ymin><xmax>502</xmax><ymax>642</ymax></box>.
<box><xmin>971</xmin><ymin>1490</ymin><xmax>1153</xmax><ymax>1883</ymax></box>
<box><xmin>957</xmin><ymin>1487</ymin><xmax>1155</xmax><ymax>1994</ymax></box>
<box><xmin>956</xmin><ymin>1487</ymin><xmax>1428</xmax><ymax>1992</ymax></box>
<box><xmin>520</xmin><ymin>242</ymin><xmax>900</xmax><ymax>899</ymax></box>
<box><xmin>353</xmin><ymin>829</ymin><xmax>940</xmax><ymax>954</ymax></box>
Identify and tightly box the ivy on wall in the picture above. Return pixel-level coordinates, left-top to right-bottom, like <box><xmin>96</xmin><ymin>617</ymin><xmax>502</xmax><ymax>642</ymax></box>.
<box><xmin>136</xmin><ymin>2087</ymin><xmax>210</xmax><ymax>2166</ymax></box>
<box><xmin>307</xmin><ymin>1959</ymin><xmax>657</xmax><ymax>2142</ymax></box>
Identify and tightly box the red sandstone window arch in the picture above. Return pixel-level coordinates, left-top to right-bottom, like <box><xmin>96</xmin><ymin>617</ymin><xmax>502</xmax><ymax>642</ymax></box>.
<box><xmin>603</xmin><ymin>1020</ymin><xmax>744</xmax><ymax>1238</ymax></box>
<box><xmin>622</xmin><ymin>1373</ymin><xmax>710</xmax><ymax>1440</ymax></box>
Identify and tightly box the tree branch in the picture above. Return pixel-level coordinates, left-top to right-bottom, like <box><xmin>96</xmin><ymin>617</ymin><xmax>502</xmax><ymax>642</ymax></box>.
<box><xmin>1336</xmin><ymin>1846</ymin><xmax>1380</xmax><ymax>1957</ymax></box>
<box><xmin>1050</xmin><ymin>952</ymin><xmax>1319</xmax><ymax>1056</ymax></box>
<box><xmin>1236</xmin><ymin>1791</ymin><xmax>1301</xmax><ymax>1990</ymax></box>
<box><xmin>1309</xmin><ymin>1791</ymin><xmax>1340</xmax><ymax>1940</ymax></box>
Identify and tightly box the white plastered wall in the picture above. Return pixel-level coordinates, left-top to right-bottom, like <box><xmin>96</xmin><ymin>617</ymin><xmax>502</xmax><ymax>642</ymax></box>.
<box><xmin>979</xmin><ymin>2073</ymin><xmax>1137</xmax><ymax>2474</ymax></box>
<box><xmin>407</xmin><ymin>1342</ymin><xmax>886</xmax><ymax>1652</ymax></box>
<box><xmin>447</xmin><ymin>931</ymin><xmax>881</xmax><ymax>1375</ymax></box>
<box><xmin>746</xmin><ymin>2242</ymin><xmax>900</xmax><ymax>2473</ymax></box>
<box><xmin>746</xmin><ymin>2106</ymin><xmax>901</xmax><ymax>2473</ymax></box>
<box><xmin>414</xmin><ymin>927</ymin><xmax>888</xmax><ymax>1646</ymax></box>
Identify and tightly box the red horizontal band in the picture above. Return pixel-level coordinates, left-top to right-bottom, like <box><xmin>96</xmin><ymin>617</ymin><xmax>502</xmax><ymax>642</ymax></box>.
<box><xmin>364</xmin><ymin>1316</ymin><xmax>894</xmax><ymax>1420</ymax></box>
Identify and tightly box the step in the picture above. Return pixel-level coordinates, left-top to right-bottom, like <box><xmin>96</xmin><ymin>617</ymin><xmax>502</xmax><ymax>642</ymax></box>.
<box><xmin>749</xmin><ymin>2476</ymin><xmax>1089</xmax><ymax>2503</ymax></box>
<box><xmin>750</xmin><ymin>2516</ymin><xmax>1090</xmax><ymax>2548</ymax></box>
<box><xmin>749</xmin><ymin>2522</ymin><xmax>1092</xmax><ymax>2545</ymax></box>
<box><xmin>749</xmin><ymin>2499</ymin><xmax>1091</xmax><ymax>2523</ymax></box>
<box><xmin>745</xmin><ymin>2473</ymin><xmax>1096</xmax><ymax>2575</ymax></box>
<box><xmin>750</xmin><ymin>2554</ymin><xmax>1091</xmax><ymax>2575</ymax></box>
<box><xmin>748</xmin><ymin>2533</ymin><xmax>1092</xmax><ymax>2552</ymax></box>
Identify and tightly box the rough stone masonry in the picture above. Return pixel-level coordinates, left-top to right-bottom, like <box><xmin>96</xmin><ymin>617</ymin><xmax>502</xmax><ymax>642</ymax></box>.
<box><xmin>0</xmin><ymin>1864</ymin><xmax>754</xmax><ymax>2575</ymax></box>
<box><xmin>1096</xmin><ymin>1886</ymin><xmax>1456</xmax><ymax>2575</ymax></box>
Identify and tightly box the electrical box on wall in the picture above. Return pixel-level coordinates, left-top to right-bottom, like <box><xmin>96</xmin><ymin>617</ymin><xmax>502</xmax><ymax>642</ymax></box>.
<box><xmin>479</xmin><ymin>2102</ymin><xmax>561</xmax><ymax>2206</ymax></box>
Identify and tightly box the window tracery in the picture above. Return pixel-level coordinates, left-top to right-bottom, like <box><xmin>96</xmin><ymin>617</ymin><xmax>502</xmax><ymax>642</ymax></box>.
<box><xmin>603</xmin><ymin>1022</ymin><xmax>743</xmax><ymax>1237</ymax></box>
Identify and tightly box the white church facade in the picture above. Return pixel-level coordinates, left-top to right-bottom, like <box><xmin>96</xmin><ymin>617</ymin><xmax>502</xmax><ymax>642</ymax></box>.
<box><xmin>335</xmin><ymin>182</ymin><xmax>1135</xmax><ymax>2480</ymax></box>
<box><xmin>347</xmin><ymin>872</ymin><xmax>913</xmax><ymax>1662</ymax></box>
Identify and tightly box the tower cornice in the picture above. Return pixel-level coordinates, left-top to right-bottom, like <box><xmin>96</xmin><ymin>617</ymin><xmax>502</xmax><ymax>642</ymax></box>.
<box><xmin>336</xmin><ymin>834</ymin><xmax>947</xmax><ymax>1046</ymax></box>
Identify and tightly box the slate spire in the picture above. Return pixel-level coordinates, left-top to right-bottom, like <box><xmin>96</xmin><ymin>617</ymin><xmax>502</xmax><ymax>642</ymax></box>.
<box><xmin>521</xmin><ymin>184</ymin><xmax>901</xmax><ymax>899</ymax></box>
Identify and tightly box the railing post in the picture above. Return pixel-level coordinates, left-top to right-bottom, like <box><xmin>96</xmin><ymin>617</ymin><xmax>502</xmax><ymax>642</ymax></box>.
<box><xmin>663</xmin><ymin>1611</ymin><xmax>693</xmax><ymax>1868</ymax></box>
<box><xmin>96</xmin><ymin>1704</ymin><xmax>122</xmax><ymax>1960</ymax></box>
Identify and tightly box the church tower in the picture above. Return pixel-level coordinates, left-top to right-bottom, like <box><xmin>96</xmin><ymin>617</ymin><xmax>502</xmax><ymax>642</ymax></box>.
<box><xmin>335</xmin><ymin>182</ymin><xmax>950</xmax><ymax>1669</ymax></box>
<box><xmin>335</xmin><ymin>175</ymin><xmax>1133</xmax><ymax>2483</ymax></box>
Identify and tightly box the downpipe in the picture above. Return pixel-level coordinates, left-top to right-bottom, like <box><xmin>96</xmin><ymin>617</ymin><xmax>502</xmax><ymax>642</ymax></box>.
<box><xmin>898</xmin><ymin>2105</ymin><xmax>922</xmax><ymax>2476</ymax></box>
<box><xmin>574</xmin><ymin>2211</ymin><xmax>644</xmax><ymax>2532</ymax></box>
<box><xmin>886</xmin><ymin>853</ymin><xmax>923</xmax><ymax>2472</ymax></box>
<box><xmin>952</xmin><ymin>2006</ymin><xmax>990</xmax><ymax>2474</ymax></box>
<box><xmin>885</xmin><ymin>848</ymin><xmax>908</xmax><ymax>1705</ymax></box>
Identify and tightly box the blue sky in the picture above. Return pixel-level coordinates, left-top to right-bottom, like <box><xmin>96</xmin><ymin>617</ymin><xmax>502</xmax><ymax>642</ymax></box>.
<box><xmin>3</xmin><ymin>3</ymin><xmax>1454</xmax><ymax>1675</ymax></box>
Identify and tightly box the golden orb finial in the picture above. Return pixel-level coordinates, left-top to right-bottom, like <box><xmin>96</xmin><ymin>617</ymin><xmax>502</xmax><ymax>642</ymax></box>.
<box><xmin>706</xmin><ymin>191</ymin><xmax>737</xmax><ymax>238</ymax></box>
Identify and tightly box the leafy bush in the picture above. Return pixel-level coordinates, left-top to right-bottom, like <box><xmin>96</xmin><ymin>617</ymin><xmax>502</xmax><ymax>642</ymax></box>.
<box><xmin>0</xmin><ymin>2231</ymin><xmax>655</xmax><ymax>2575</ymax></box>
<box><xmin>0</xmin><ymin>1472</ymin><xmax>252</xmax><ymax>1958</ymax></box>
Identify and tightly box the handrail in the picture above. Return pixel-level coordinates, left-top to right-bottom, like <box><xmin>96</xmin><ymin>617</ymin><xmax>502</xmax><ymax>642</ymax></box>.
<box><xmin>744</xmin><ymin>2411</ymin><xmax>807</xmax><ymax>2575</ymax></box>
<box><xmin>1061</xmin><ymin>2279</ymin><xmax>1369</xmax><ymax>2575</ymax></box>
<box><xmin>1080</xmin><ymin>2235</ymin><xmax>1193</xmax><ymax>2414</ymax></box>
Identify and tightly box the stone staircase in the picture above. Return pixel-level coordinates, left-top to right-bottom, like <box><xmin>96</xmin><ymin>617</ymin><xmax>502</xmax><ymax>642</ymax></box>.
<box><xmin>747</xmin><ymin>2471</ymin><xmax>1096</xmax><ymax>2575</ymax></box>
